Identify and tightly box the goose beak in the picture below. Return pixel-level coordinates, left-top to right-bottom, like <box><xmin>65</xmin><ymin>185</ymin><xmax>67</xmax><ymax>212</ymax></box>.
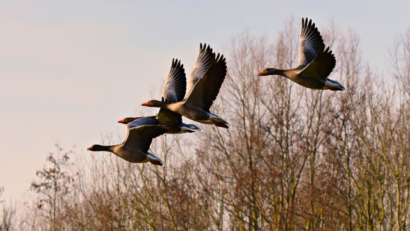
<box><xmin>141</xmin><ymin>101</ymin><xmax>149</xmax><ymax>106</ymax></box>
<box><xmin>257</xmin><ymin>70</ymin><xmax>265</xmax><ymax>76</ymax></box>
<box><xmin>118</xmin><ymin>119</ymin><xmax>125</xmax><ymax>124</ymax></box>
<box><xmin>87</xmin><ymin>146</ymin><xmax>93</xmax><ymax>151</ymax></box>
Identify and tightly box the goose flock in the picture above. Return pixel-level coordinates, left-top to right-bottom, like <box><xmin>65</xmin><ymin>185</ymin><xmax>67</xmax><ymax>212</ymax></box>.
<box><xmin>87</xmin><ymin>18</ymin><xmax>345</xmax><ymax>166</ymax></box>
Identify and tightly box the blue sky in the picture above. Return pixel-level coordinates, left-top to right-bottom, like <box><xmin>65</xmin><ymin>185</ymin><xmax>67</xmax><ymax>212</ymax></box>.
<box><xmin>1</xmin><ymin>1</ymin><xmax>409</xmax><ymax>200</ymax></box>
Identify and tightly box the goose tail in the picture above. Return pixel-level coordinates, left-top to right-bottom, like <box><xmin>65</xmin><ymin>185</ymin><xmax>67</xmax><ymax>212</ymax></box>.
<box><xmin>180</xmin><ymin>124</ymin><xmax>202</xmax><ymax>133</ymax></box>
<box><xmin>325</xmin><ymin>78</ymin><xmax>345</xmax><ymax>91</ymax></box>
<box><xmin>147</xmin><ymin>153</ymin><xmax>164</xmax><ymax>166</ymax></box>
<box><xmin>211</xmin><ymin>117</ymin><xmax>229</xmax><ymax>129</ymax></box>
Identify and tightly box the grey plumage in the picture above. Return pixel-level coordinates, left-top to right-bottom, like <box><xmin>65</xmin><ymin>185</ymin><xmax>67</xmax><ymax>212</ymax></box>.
<box><xmin>258</xmin><ymin>17</ymin><xmax>344</xmax><ymax>91</ymax></box>
<box><xmin>88</xmin><ymin>117</ymin><xmax>167</xmax><ymax>165</ymax></box>
<box><xmin>142</xmin><ymin>43</ymin><xmax>229</xmax><ymax>128</ymax></box>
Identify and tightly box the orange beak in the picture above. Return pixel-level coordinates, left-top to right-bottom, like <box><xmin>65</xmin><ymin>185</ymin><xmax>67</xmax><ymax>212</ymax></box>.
<box><xmin>257</xmin><ymin>71</ymin><xmax>265</xmax><ymax>76</ymax></box>
<box><xmin>141</xmin><ymin>101</ymin><xmax>149</xmax><ymax>106</ymax></box>
<box><xmin>87</xmin><ymin>146</ymin><xmax>93</xmax><ymax>151</ymax></box>
<box><xmin>118</xmin><ymin>119</ymin><xmax>125</xmax><ymax>124</ymax></box>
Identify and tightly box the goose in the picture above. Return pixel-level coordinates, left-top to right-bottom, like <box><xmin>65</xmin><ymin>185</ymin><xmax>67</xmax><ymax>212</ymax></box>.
<box><xmin>118</xmin><ymin>116</ymin><xmax>200</xmax><ymax>134</ymax></box>
<box><xmin>87</xmin><ymin>117</ymin><xmax>167</xmax><ymax>166</ymax></box>
<box><xmin>257</xmin><ymin>18</ymin><xmax>345</xmax><ymax>91</ymax></box>
<box><xmin>118</xmin><ymin>59</ymin><xmax>201</xmax><ymax>134</ymax></box>
<box><xmin>141</xmin><ymin>44</ymin><xmax>229</xmax><ymax>128</ymax></box>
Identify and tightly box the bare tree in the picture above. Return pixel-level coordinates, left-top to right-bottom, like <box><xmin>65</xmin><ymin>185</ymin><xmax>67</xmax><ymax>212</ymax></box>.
<box><xmin>9</xmin><ymin>18</ymin><xmax>410</xmax><ymax>231</ymax></box>
<box><xmin>0</xmin><ymin>188</ymin><xmax>16</xmax><ymax>231</ymax></box>
<box><xmin>390</xmin><ymin>28</ymin><xmax>410</xmax><ymax>96</ymax></box>
<box><xmin>30</xmin><ymin>143</ymin><xmax>75</xmax><ymax>231</ymax></box>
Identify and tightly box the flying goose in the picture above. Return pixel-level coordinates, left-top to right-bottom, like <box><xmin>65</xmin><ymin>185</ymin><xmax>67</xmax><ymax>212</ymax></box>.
<box><xmin>119</xmin><ymin>59</ymin><xmax>201</xmax><ymax>134</ymax></box>
<box><xmin>141</xmin><ymin>44</ymin><xmax>229</xmax><ymax>128</ymax></box>
<box><xmin>118</xmin><ymin>116</ymin><xmax>200</xmax><ymax>134</ymax></box>
<box><xmin>87</xmin><ymin>117</ymin><xmax>167</xmax><ymax>166</ymax></box>
<box><xmin>258</xmin><ymin>18</ymin><xmax>345</xmax><ymax>91</ymax></box>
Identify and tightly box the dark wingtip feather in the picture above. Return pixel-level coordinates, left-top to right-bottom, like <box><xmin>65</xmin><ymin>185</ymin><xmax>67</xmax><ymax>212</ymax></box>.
<box><xmin>303</xmin><ymin>17</ymin><xmax>307</xmax><ymax>29</ymax></box>
<box><xmin>163</xmin><ymin>57</ymin><xmax>187</xmax><ymax>103</ymax></box>
<box><xmin>215</xmin><ymin>53</ymin><xmax>226</xmax><ymax>64</ymax></box>
<box><xmin>200</xmin><ymin>43</ymin><xmax>205</xmax><ymax>54</ymax></box>
<box><xmin>324</xmin><ymin>46</ymin><xmax>334</xmax><ymax>55</ymax></box>
<box><xmin>199</xmin><ymin>43</ymin><xmax>214</xmax><ymax>54</ymax></box>
<box><xmin>171</xmin><ymin>58</ymin><xmax>184</xmax><ymax>69</ymax></box>
<box><xmin>206</xmin><ymin>44</ymin><xmax>212</xmax><ymax>54</ymax></box>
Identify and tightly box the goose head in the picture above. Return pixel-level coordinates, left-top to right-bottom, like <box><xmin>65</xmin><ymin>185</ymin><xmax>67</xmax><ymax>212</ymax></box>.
<box><xmin>141</xmin><ymin>100</ymin><xmax>166</xmax><ymax>108</ymax></box>
<box><xmin>257</xmin><ymin>68</ymin><xmax>282</xmax><ymax>76</ymax></box>
<box><xmin>87</xmin><ymin>145</ymin><xmax>111</xmax><ymax>152</ymax></box>
<box><xmin>118</xmin><ymin>117</ymin><xmax>137</xmax><ymax>124</ymax></box>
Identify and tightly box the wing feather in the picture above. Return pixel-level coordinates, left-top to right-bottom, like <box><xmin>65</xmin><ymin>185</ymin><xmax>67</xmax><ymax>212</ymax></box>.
<box><xmin>122</xmin><ymin>117</ymin><xmax>159</xmax><ymax>150</ymax></box>
<box><xmin>161</xmin><ymin>59</ymin><xmax>186</xmax><ymax>103</ymax></box>
<box><xmin>299</xmin><ymin>47</ymin><xmax>336</xmax><ymax>79</ymax></box>
<box><xmin>184</xmin><ymin>44</ymin><xmax>215</xmax><ymax>101</ymax></box>
<box><xmin>297</xmin><ymin>18</ymin><xmax>325</xmax><ymax>67</ymax></box>
<box><xmin>200</xmin><ymin>53</ymin><xmax>227</xmax><ymax>111</ymax></box>
<box><xmin>123</xmin><ymin>125</ymin><xmax>167</xmax><ymax>153</ymax></box>
<box><xmin>157</xmin><ymin>59</ymin><xmax>186</xmax><ymax>125</ymax></box>
<box><xmin>184</xmin><ymin>51</ymin><xmax>227</xmax><ymax>111</ymax></box>
<box><xmin>157</xmin><ymin>108</ymin><xmax>182</xmax><ymax>125</ymax></box>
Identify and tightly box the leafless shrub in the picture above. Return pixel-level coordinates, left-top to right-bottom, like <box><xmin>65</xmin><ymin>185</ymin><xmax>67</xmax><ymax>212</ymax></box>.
<box><xmin>29</xmin><ymin>143</ymin><xmax>75</xmax><ymax>231</ymax></box>
<box><xmin>0</xmin><ymin>188</ymin><xmax>16</xmax><ymax>231</ymax></box>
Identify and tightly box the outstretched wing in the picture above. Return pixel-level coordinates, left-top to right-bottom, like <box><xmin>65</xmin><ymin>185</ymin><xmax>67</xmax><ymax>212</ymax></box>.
<box><xmin>184</xmin><ymin>53</ymin><xmax>227</xmax><ymax>111</ymax></box>
<box><xmin>126</xmin><ymin>117</ymin><xmax>159</xmax><ymax>130</ymax></box>
<box><xmin>158</xmin><ymin>59</ymin><xmax>186</xmax><ymax>125</ymax></box>
<box><xmin>124</xmin><ymin>124</ymin><xmax>167</xmax><ymax>153</ymax></box>
<box><xmin>297</xmin><ymin>18</ymin><xmax>325</xmax><ymax>67</ymax></box>
<box><xmin>161</xmin><ymin>59</ymin><xmax>186</xmax><ymax>103</ymax></box>
<box><xmin>157</xmin><ymin>108</ymin><xmax>182</xmax><ymax>125</ymax></box>
<box><xmin>123</xmin><ymin>117</ymin><xmax>159</xmax><ymax>145</ymax></box>
<box><xmin>183</xmin><ymin>43</ymin><xmax>215</xmax><ymax>101</ymax></box>
<box><xmin>300</xmin><ymin>47</ymin><xmax>336</xmax><ymax>79</ymax></box>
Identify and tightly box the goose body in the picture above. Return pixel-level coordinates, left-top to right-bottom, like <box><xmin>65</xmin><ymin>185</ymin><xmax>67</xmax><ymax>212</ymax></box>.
<box><xmin>118</xmin><ymin>116</ymin><xmax>201</xmax><ymax>134</ymax></box>
<box><xmin>142</xmin><ymin>44</ymin><xmax>229</xmax><ymax>128</ymax></box>
<box><xmin>258</xmin><ymin>18</ymin><xmax>345</xmax><ymax>91</ymax></box>
<box><xmin>88</xmin><ymin>117</ymin><xmax>167</xmax><ymax>166</ymax></box>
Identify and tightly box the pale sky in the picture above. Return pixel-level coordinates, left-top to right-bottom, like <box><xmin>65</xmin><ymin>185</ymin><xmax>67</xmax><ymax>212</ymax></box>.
<box><xmin>1</xmin><ymin>1</ymin><xmax>409</xmax><ymax>201</ymax></box>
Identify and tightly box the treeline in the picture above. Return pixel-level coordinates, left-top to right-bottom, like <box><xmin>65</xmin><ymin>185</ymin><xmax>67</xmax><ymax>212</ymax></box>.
<box><xmin>2</xmin><ymin>19</ymin><xmax>410</xmax><ymax>231</ymax></box>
